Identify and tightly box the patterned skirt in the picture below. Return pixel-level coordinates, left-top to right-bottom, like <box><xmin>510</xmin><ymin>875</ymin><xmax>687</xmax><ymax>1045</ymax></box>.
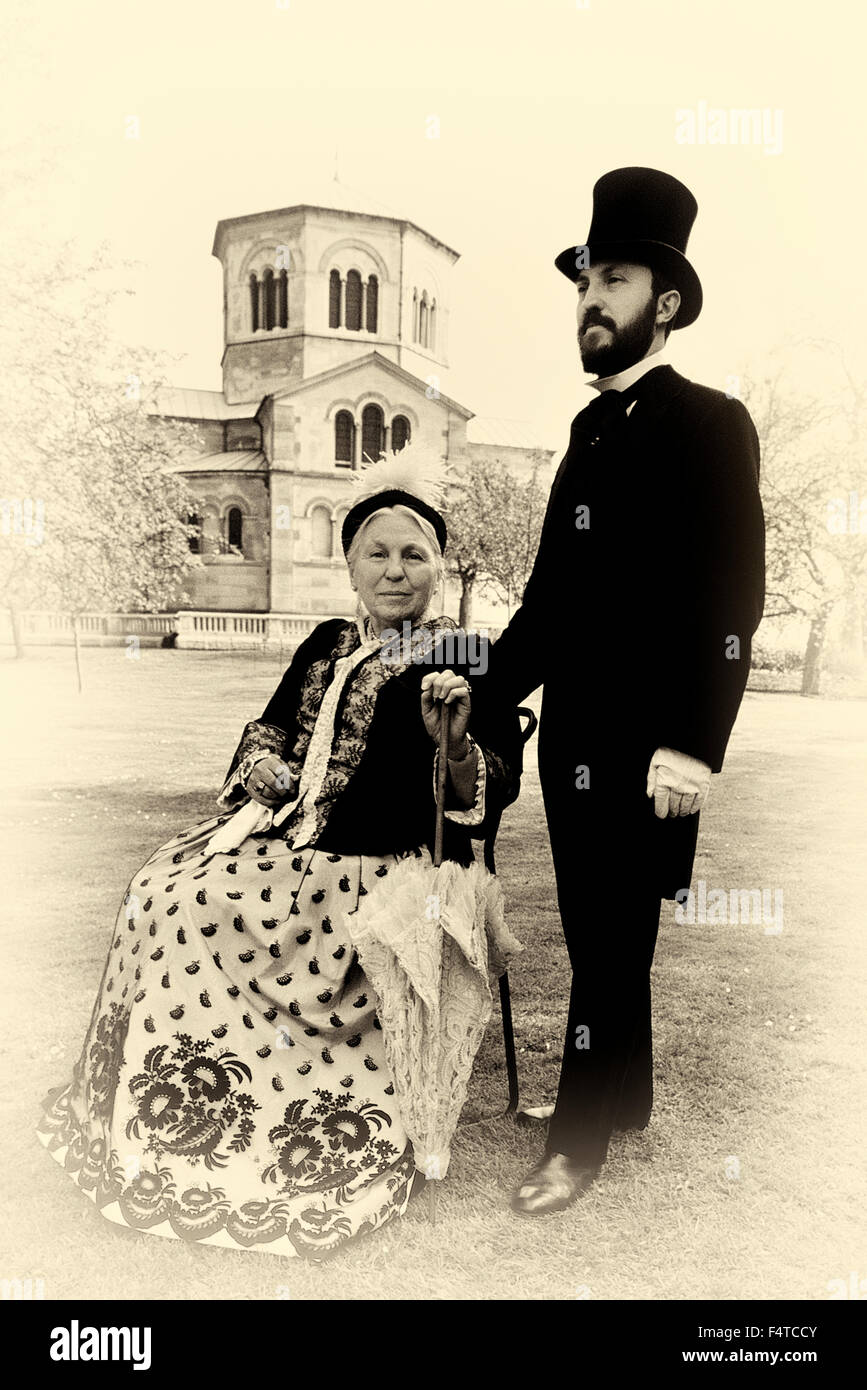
<box><xmin>36</xmin><ymin>812</ymin><xmax>418</xmax><ymax>1261</ymax></box>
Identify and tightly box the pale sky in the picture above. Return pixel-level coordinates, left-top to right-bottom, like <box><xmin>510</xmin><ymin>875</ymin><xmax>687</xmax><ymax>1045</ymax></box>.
<box><xmin>3</xmin><ymin>0</ymin><xmax>863</xmax><ymax>450</ymax></box>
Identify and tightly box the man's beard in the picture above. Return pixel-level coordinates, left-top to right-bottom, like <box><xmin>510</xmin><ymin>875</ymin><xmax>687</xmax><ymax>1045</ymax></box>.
<box><xmin>578</xmin><ymin>292</ymin><xmax>658</xmax><ymax>377</ymax></box>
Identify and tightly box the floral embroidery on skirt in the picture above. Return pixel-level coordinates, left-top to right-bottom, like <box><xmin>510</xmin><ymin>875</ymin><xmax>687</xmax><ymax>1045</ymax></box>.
<box><xmin>36</xmin><ymin>813</ymin><xmax>417</xmax><ymax>1261</ymax></box>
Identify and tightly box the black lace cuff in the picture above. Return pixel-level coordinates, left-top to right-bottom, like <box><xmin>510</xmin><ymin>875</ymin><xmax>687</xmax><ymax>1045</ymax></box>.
<box><xmin>217</xmin><ymin>720</ymin><xmax>288</xmax><ymax>807</ymax></box>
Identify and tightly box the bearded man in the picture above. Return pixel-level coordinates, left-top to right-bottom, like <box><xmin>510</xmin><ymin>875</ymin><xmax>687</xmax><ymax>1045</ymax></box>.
<box><xmin>489</xmin><ymin>167</ymin><xmax>766</xmax><ymax>1215</ymax></box>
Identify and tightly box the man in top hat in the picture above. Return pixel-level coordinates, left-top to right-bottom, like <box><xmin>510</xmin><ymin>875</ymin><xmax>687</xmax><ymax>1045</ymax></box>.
<box><xmin>487</xmin><ymin>167</ymin><xmax>766</xmax><ymax>1214</ymax></box>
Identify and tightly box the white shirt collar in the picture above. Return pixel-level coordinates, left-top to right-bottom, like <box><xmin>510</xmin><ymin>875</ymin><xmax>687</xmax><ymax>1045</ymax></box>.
<box><xmin>589</xmin><ymin>342</ymin><xmax>669</xmax><ymax>395</ymax></box>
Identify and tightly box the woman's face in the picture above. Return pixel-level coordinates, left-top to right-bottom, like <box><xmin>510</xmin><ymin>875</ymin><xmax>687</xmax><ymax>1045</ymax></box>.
<box><xmin>351</xmin><ymin>512</ymin><xmax>438</xmax><ymax>634</ymax></box>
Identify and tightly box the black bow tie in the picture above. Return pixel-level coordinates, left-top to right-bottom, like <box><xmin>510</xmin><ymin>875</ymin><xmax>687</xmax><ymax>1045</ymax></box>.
<box><xmin>588</xmin><ymin>387</ymin><xmax>629</xmax><ymax>416</ymax></box>
<box><xmin>572</xmin><ymin>388</ymin><xmax>632</xmax><ymax>441</ymax></box>
<box><xmin>572</xmin><ymin>363</ymin><xmax>672</xmax><ymax>442</ymax></box>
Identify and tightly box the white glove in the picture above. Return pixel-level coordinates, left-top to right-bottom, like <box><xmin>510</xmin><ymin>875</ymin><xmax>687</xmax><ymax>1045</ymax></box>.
<box><xmin>646</xmin><ymin>747</ymin><xmax>711</xmax><ymax>819</ymax></box>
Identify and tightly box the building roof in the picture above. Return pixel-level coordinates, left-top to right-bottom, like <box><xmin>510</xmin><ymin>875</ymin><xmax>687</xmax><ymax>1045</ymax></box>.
<box><xmin>466</xmin><ymin>417</ymin><xmax>553</xmax><ymax>451</ymax></box>
<box><xmin>151</xmin><ymin>387</ymin><xmax>259</xmax><ymax>422</ymax></box>
<box><xmin>212</xmin><ymin>177</ymin><xmax>459</xmax><ymax>262</ymax></box>
<box><xmin>165</xmin><ymin>449</ymin><xmax>267</xmax><ymax>475</ymax></box>
<box><xmin>271</xmin><ymin>350</ymin><xmax>474</xmax><ymax>420</ymax></box>
<box><xmin>152</xmin><ymin>384</ymin><xmax>553</xmax><ymax>455</ymax></box>
<box><xmin>282</xmin><ymin>176</ymin><xmax>401</xmax><ymax>221</ymax></box>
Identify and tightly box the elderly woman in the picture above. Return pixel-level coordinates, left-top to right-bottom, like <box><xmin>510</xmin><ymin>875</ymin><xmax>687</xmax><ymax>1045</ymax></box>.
<box><xmin>36</xmin><ymin>457</ymin><xmax>521</xmax><ymax>1261</ymax></box>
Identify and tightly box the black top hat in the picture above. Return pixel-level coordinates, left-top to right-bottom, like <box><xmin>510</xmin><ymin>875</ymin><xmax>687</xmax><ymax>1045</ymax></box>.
<box><xmin>554</xmin><ymin>167</ymin><xmax>703</xmax><ymax>329</ymax></box>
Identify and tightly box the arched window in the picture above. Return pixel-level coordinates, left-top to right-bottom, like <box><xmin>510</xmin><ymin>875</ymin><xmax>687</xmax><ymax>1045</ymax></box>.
<box><xmin>278</xmin><ymin>268</ymin><xmax>288</xmax><ymax>329</ymax></box>
<box><xmin>329</xmin><ymin>269</ymin><xmax>341</xmax><ymax>328</ymax></box>
<box><xmin>366</xmin><ymin>274</ymin><xmax>378</xmax><ymax>332</ymax></box>
<box><xmin>412</xmin><ymin>288</ymin><xmax>418</xmax><ymax>342</ymax></box>
<box><xmin>361</xmin><ymin>403</ymin><xmax>384</xmax><ymax>463</ymax></box>
<box><xmin>187</xmin><ymin>512</ymin><xmax>202</xmax><ymax>554</ymax></box>
<box><xmin>419</xmin><ymin>292</ymin><xmax>429</xmax><ymax>349</ymax></box>
<box><xmin>249</xmin><ymin>273</ymin><xmax>259</xmax><ymax>332</ymax></box>
<box><xmin>262</xmin><ymin>269</ymin><xmax>275</xmax><ymax>331</ymax></box>
<box><xmin>345</xmin><ymin>270</ymin><xmax>362</xmax><ymax>331</ymax></box>
<box><xmin>226</xmin><ymin>507</ymin><xmax>244</xmax><ymax>553</ymax></box>
<box><xmin>310</xmin><ymin>506</ymin><xmax>332</xmax><ymax>558</ymax></box>
<box><xmin>429</xmin><ymin>298</ymin><xmax>437</xmax><ymax>352</ymax></box>
<box><xmin>334</xmin><ymin>410</ymin><xmax>355</xmax><ymax>466</ymax></box>
<box><xmin>391</xmin><ymin>416</ymin><xmax>411</xmax><ymax>453</ymax></box>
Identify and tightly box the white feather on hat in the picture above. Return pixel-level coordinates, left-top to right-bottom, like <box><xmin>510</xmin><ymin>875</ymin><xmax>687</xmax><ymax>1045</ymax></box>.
<box><xmin>349</xmin><ymin>447</ymin><xmax>450</xmax><ymax>510</ymax></box>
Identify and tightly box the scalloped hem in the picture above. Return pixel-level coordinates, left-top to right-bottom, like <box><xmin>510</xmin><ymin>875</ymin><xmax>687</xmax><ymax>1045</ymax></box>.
<box><xmin>36</xmin><ymin>1120</ymin><xmax>414</xmax><ymax>1264</ymax></box>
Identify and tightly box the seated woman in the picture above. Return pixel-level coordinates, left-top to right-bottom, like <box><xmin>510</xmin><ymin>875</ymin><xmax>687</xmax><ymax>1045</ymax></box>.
<box><xmin>36</xmin><ymin>456</ymin><xmax>522</xmax><ymax>1261</ymax></box>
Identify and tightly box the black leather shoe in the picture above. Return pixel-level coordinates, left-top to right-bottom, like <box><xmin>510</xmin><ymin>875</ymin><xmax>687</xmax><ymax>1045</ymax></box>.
<box><xmin>510</xmin><ymin>1151</ymin><xmax>600</xmax><ymax>1216</ymax></box>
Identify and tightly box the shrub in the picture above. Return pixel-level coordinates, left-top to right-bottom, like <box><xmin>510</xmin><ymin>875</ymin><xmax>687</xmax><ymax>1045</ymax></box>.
<box><xmin>750</xmin><ymin>642</ymin><xmax>803</xmax><ymax>673</ymax></box>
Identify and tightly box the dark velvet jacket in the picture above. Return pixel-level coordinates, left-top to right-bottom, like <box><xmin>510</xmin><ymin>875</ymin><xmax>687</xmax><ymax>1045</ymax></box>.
<box><xmin>222</xmin><ymin>619</ymin><xmax>523</xmax><ymax>868</ymax></box>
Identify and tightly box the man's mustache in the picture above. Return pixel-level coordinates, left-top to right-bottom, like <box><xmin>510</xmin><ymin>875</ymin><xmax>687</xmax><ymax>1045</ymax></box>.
<box><xmin>580</xmin><ymin>313</ymin><xmax>616</xmax><ymax>336</ymax></box>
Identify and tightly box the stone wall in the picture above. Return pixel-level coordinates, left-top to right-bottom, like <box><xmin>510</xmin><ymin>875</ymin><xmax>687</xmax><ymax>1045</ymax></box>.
<box><xmin>176</xmin><ymin>470</ymin><xmax>270</xmax><ymax>611</ymax></box>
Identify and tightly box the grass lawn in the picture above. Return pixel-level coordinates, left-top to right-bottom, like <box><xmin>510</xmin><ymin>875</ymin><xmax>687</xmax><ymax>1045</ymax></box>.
<box><xmin>1</xmin><ymin>644</ymin><xmax>865</xmax><ymax>1301</ymax></box>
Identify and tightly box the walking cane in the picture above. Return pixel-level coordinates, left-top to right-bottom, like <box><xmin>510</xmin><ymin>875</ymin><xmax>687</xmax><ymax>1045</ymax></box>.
<box><xmin>427</xmin><ymin>697</ymin><xmax>451</xmax><ymax>1225</ymax></box>
<box><xmin>433</xmin><ymin>698</ymin><xmax>451</xmax><ymax>866</ymax></box>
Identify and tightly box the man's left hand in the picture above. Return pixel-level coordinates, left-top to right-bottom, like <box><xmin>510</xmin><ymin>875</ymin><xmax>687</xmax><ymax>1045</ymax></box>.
<box><xmin>646</xmin><ymin>747</ymin><xmax>711</xmax><ymax>818</ymax></box>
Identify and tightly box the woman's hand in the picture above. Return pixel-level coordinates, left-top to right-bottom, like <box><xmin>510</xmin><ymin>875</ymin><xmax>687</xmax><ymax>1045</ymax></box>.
<box><xmin>420</xmin><ymin>669</ymin><xmax>472</xmax><ymax>759</ymax></box>
<box><xmin>245</xmin><ymin>755</ymin><xmax>296</xmax><ymax>807</ymax></box>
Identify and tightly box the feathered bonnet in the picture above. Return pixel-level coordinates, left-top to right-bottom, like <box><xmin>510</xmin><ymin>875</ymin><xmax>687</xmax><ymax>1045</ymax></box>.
<box><xmin>341</xmin><ymin>449</ymin><xmax>449</xmax><ymax>556</ymax></box>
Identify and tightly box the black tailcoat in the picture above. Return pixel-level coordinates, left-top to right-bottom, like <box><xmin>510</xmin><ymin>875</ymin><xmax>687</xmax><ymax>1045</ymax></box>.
<box><xmin>489</xmin><ymin>364</ymin><xmax>765</xmax><ymax>899</ymax></box>
<box><xmin>487</xmin><ymin>363</ymin><xmax>765</xmax><ymax>1163</ymax></box>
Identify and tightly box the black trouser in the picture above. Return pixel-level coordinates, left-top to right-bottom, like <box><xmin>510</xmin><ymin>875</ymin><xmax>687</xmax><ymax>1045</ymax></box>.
<box><xmin>544</xmin><ymin>849</ymin><xmax>663</xmax><ymax>1168</ymax></box>
<box><xmin>536</xmin><ymin>707</ymin><xmax>672</xmax><ymax>1168</ymax></box>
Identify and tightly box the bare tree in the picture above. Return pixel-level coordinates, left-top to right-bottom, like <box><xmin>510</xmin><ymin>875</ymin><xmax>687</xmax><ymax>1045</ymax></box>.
<box><xmin>0</xmin><ymin>235</ymin><xmax>202</xmax><ymax>686</ymax></box>
<box><xmin>476</xmin><ymin>453</ymin><xmax>549</xmax><ymax>618</ymax></box>
<box><xmin>742</xmin><ymin>345</ymin><xmax>867</xmax><ymax>695</ymax></box>
<box><xmin>443</xmin><ymin>456</ymin><xmax>548</xmax><ymax>628</ymax></box>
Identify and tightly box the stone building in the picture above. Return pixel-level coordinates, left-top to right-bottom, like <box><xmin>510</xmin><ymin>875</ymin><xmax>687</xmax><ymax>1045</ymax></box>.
<box><xmin>154</xmin><ymin>181</ymin><xmax>553</xmax><ymax>623</ymax></box>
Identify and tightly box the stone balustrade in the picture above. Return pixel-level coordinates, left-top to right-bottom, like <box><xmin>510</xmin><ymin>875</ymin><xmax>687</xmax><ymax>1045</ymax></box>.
<box><xmin>0</xmin><ymin>610</ymin><xmax>334</xmax><ymax>652</ymax></box>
